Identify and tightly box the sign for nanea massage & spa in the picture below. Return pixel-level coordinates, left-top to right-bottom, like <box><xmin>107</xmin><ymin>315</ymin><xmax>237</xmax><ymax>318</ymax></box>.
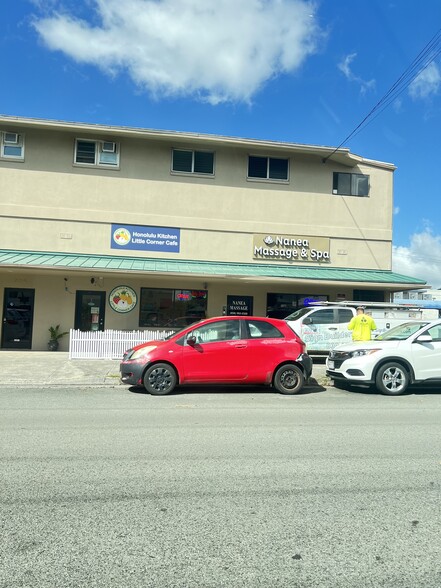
<box><xmin>253</xmin><ymin>234</ymin><xmax>330</xmax><ymax>262</ymax></box>
<box><xmin>111</xmin><ymin>224</ymin><xmax>180</xmax><ymax>253</ymax></box>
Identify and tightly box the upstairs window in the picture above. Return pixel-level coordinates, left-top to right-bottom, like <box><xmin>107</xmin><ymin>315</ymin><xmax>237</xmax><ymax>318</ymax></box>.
<box><xmin>248</xmin><ymin>155</ymin><xmax>289</xmax><ymax>181</ymax></box>
<box><xmin>1</xmin><ymin>131</ymin><xmax>24</xmax><ymax>160</ymax></box>
<box><xmin>333</xmin><ymin>172</ymin><xmax>369</xmax><ymax>196</ymax></box>
<box><xmin>74</xmin><ymin>139</ymin><xmax>119</xmax><ymax>167</ymax></box>
<box><xmin>171</xmin><ymin>149</ymin><xmax>214</xmax><ymax>175</ymax></box>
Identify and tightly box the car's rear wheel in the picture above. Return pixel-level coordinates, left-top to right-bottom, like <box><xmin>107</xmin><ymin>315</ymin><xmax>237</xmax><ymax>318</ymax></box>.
<box><xmin>375</xmin><ymin>362</ymin><xmax>409</xmax><ymax>395</ymax></box>
<box><xmin>274</xmin><ymin>364</ymin><xmax>304</xmax><ymax>395</ymax></box>
<box><xmin>143</xmin><ymin>363</ymin><xmax>177</xmax><ymax>395</ymax></box>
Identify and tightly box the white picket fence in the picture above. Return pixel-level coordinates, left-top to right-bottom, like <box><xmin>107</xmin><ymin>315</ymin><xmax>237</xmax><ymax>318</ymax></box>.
<box><xmin>69</xmin><ymin>329</ymin><xmax>174</xmax><ymax>360</ymax></box>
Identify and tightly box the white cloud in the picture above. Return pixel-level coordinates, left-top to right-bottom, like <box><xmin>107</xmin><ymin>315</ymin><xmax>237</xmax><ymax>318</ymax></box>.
<box><xmin>408</xmin><ymin>62</ymin><xmax>441</xmax><ymax>100</ymax></box>
<box><xmin>32</xmin><ymin>0</ymin><xmax>321</xmax><ymax>104</ymax></box>
<box><xmin>338</xmin><ymin>53</ymin><xmax>375</xmax><ymax>95</ymax></box>
<box><xmin>392</xmin><ymin>230</ymin><xmax>441</xmax><ymax>289</ymax></box>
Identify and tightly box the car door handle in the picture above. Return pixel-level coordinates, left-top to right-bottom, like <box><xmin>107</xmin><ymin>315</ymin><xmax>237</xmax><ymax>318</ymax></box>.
<box><xmin>328</xmin><ymin>327</ymin><xmax>338</xmax><ymax>330</ymax></box>
<box><xmin>234</xmin><ymin>344</ymin><xmax>247</xmax><ymax>348</ymax></box>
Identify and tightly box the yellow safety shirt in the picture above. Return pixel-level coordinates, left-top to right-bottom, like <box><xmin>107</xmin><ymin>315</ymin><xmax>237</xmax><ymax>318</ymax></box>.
<box><xmin>347</xmin><ymin>313</ymin><xmax>377</xmax><ymax>341</ymax></box>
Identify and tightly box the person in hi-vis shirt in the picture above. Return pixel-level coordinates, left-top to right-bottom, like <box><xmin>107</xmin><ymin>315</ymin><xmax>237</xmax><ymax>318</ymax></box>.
<box><xmin>348</xmin><ymin>306</ymin><xmax>377</xmax><ymax>341</ymax></box>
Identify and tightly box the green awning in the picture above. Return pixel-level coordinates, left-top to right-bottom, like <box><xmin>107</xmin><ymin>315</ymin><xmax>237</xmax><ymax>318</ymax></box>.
<box><xmin>0</xmin><ymin>249</ymin><xmax>425</xmax><ymax>286</ymax></box>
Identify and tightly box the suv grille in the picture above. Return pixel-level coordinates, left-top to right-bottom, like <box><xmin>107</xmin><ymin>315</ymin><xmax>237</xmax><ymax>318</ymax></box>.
<box><xmin>328</xmin><ymin>350</ymin><xmax>351</xmax><ymax>369</ymax></box>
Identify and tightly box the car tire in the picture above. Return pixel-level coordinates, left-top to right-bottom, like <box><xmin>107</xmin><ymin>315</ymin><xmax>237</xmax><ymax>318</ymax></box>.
<box><xmin>274</xmin><ymin>364</ymin><xmax>304</xmax><ymax>395</ymax></box>
<box><xmin>375</xmin><ymin>362</ymin><xmax>409</xmax><ymax>396</ymax></box>
<box><xmin>143</xmin><ymin>363</ymin><xmax>177</xmax><ymax>395</ymax></box>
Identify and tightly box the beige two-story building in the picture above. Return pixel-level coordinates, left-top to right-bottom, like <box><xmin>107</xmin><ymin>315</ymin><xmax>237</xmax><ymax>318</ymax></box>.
<box><xmin>0</xmin><ymin>115</ymin><xmax>424</xmax><ymax>350</ymax></box>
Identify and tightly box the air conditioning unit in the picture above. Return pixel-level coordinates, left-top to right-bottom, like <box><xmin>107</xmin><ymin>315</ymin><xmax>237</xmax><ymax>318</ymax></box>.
<box><xmin>4</xmin><ymin>132</ymin><xmax>19</xmax><ymax>144</ymax></box>
<box><xmin>102</xmin><ymin>141</ymin><xmax>116</xmax><ymax>153</ymax></box>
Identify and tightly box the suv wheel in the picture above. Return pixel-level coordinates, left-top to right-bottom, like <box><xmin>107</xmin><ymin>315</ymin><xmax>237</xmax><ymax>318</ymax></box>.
<box><xmin>375</xmin><ymin>362</ymin><xmax>409</xmax><ymax>395</ymax></box>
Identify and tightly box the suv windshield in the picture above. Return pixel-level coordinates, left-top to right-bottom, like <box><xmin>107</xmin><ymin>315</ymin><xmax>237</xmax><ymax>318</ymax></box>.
<box><xmin>374</xmin><ymin>321</ymin><xmax>429</xmax><ymax>341</ymax></box>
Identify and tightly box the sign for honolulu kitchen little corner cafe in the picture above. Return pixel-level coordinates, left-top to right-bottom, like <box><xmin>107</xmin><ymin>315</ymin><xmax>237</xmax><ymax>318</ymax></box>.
<box><xmin>111</xmin><ymin>224</ymin><xmax>180</xmax><ymax>253</ymax></box>
<box><xmin>253</xmin><ymin>234</ymin><xmax>330</xmax><ymax>263</ymax></box>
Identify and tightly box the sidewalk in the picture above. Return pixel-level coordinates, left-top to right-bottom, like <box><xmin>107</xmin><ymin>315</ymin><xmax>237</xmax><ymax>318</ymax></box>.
<box><xmin>0</xmin><ymin>351</ymin><xmax>329</xmax><ymax>388</ymax></box>
<box><xmin>0</xmin><ymin>352</ymin><xmax>121</xmax><ymax>388</ymax></box>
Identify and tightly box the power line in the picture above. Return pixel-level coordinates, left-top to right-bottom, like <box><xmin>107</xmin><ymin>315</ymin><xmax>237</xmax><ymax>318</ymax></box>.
<box><xmin>323</xmin><ymin>27</ymin><xmax>441</xmax><ymax>162</ymax></box>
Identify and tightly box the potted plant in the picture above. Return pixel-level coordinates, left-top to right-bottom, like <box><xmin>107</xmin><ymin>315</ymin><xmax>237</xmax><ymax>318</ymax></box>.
<box><xmin>48</xmin><ymin>324</ymin><xmax>68</xmax><ymax>351</ymax></box>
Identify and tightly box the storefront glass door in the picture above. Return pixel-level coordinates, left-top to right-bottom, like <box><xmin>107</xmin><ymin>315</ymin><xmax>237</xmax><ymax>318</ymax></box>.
<box><xmin>1</xmin><ymin>288</ymin><xmax>35</xmax><ymax>349</ymax></box>
<box><xmin>75</xmin><ymin>291</ymin><xmax>106</xmax><ymax>331</ymax></box>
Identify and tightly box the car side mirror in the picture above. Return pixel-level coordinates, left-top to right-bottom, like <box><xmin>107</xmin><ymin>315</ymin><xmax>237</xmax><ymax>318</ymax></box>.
<box><xmin>303</xmin><ymin>317</ymin><xmax>312</xmax><ymax>325</ymax></box>
<box><xmin>415</xmin><ymin>334</ymin><xmax>432</xmax><ymax>343</ymax></box>
<box><xmin>187</xmin><ymin>335</ymin><xmax>197</xmax><ymax>346</ymax></box>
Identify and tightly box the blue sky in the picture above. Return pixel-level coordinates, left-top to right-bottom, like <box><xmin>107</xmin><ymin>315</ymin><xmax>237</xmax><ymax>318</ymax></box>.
<box><xmin>2</xmin><ymin>0</ymin><xmax>441</xmax><ymax>287</ymax></box>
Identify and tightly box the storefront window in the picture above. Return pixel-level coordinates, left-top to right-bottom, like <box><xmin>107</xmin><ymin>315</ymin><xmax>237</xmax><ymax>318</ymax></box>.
<box><xmin>266</xmin><ymin>293</ymin><xmax>328</xmax><ymax>318</ymax></box>
<box><xmin>139</xmin><ymin>288</ymin><xmax>207</xmax><ymax>327</ymax></box>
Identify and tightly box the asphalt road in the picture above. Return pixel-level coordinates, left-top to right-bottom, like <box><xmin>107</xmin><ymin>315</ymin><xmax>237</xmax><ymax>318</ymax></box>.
<box><xmin>1</xmin><ymin>384</ymin><xmax>440</xmax><ymax>588</ymax></box>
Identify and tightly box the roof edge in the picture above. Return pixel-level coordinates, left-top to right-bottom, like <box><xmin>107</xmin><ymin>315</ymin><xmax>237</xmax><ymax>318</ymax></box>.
<box><xmin>0</xmin><ymin>249</ymin><xmax>425</xmax><ymax>286</ymax></box>
<box><xmin>0</xmin><ymin>114</ymin><xmax>395</xmax><ymax>170</ymax></box>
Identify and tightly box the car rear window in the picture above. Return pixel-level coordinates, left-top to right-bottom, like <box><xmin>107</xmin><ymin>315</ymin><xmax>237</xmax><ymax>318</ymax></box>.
<box><xmin>246</xmin><ymin>320</ymin><xmax>284</xmax><ymax>339</ymax></box>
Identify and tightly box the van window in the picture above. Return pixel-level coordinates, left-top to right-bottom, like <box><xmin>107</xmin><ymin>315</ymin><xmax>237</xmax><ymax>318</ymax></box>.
<box><xmin>309</xmin><ymin>309</ymin><xmax>335</xmax><ymax>324</ymax></box>
<box><xmin>338</xmin><ymin>309</ymin><xmax>354</xmax><ymax>323</ymax></box>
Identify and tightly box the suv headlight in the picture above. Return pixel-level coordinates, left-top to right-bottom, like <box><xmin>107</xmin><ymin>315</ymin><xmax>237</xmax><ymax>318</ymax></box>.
<box><xmin>130</xmin><ymin>345</ymin><xmax>157</xmax><ymax>360</ymax></box>
<box><xmin>350</xmin><ymin>348</ymin><xmax>381</xmax><ymax>358</ymax></box>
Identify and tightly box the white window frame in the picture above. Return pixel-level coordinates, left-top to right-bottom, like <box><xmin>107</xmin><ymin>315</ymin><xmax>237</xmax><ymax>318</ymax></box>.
<box><xmin>74</xmin><ymin>138</ymin><xmax>120</xmax><ymax>168</ymax></box>
<box><xmin>247</xmin><ymin>155</ymin><xmax>290</xmax><ymax>183</ymax></box>
<box><xmin>0</xmin><ymin>131</ymin><xmax>25</xmax><ymax>161</ymax></box>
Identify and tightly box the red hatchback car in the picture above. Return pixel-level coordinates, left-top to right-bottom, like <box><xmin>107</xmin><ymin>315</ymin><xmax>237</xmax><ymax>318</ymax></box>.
<box><xmin>120</xmin><ymin>316</ymin><xmax>312</xmax><ymax>395</ymax></box>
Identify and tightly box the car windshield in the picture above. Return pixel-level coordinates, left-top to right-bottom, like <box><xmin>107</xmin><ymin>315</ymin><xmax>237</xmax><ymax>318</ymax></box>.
<box><xmin>285</xmin><ymin>307</ymin><xmax>312</xmax><ymax>321</ymax></box>
<box><xmin>163</xmin><ymin>319</ymin><xmax>203</xmax><ymax>340</ymax></box>
<box><xmin>374</xmin><ymin>321</ymin><xmax>430</xmax><ymax>341</ymax></box>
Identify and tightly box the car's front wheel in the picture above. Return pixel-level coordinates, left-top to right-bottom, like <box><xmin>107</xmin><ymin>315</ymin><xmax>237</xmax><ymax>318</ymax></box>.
<box><xmin>143</xmin><ymin>363</ymin><xmax>177</xmax><ymax>395</ymax></box>
<box><xmin>274</xmin><ymin>364</ymin><xmax>304</xmax><ymax>395</ymax></box>
<box><xmin>375</xmin><ymin>362</ymin><xmax>409</xmax><ymax>395</ymax></box>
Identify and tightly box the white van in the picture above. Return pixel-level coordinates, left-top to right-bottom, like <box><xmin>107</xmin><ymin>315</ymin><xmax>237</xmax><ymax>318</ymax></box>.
<box><xmin>285</xmin><ymin>301</ymin><xmax>439</xmax><ymax>354</ymax></box>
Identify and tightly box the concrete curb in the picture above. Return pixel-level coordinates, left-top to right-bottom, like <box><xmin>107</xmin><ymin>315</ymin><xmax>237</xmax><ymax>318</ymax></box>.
<box><xmin>0</xmin><ymin>351</ymin><xmax>329</xmax><ymax>389</ymax></box>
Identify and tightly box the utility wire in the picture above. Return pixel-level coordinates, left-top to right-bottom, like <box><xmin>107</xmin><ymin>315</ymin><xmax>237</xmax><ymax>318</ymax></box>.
<box><xmin>323</xmin><ymin>27</ymin><xmax>441</xmax><ymax>162</ymax></box>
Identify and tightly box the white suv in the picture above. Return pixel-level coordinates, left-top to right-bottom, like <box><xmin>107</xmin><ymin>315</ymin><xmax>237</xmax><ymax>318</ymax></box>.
<box><xmin>326</xmin><ymin>319</ymin><xmax>441</xmax><ymax>395</ymax></box>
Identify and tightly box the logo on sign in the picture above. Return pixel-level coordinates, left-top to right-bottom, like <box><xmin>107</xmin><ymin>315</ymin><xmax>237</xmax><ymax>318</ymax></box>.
<box><xmin>109</xmin><ymin>286</ymin><xmax>137</xmax><ymax>313</ymax></box>
<box><xmin>113</xmin><ymin>228</ymin><xmax>131</xmax><ymax>246</ymax></box>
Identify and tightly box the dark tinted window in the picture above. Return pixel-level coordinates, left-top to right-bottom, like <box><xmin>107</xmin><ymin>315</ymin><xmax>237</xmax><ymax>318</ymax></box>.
<box><xmin>338</xmin><ymin>309</ymin><xmax>354</xmax><ymax>323</ymax></box>
<box><xmin>172</xmin><ymin>149</ymin><xmax>193</xmax><ymax>172</ymax></box>
<box><xmin>194</xmin><ymin>151</ymin><xmax>214</xmax><ymax>174</ymax></box>
<box><xmin>75</xmin><ymin>140</ymin><xmax>96</xmax><ymax>164</ymax></box>
<box><xmin>248</xmin><ymin>156</ymin><xmax>288</xmax><ymax>180</ymax></box>
<box><xmin>172</xmin><ymin>149</ymin><xmax>214</xmax><ymax>174</ymax></box>
<box><xmin>333</xmin><ymin>172</ymin><xmax>369</xmax><ymax>196</ymax></box>
<box><xmin>139</xmin><ymin>287</ymin><xmax>207</xmax><ymax>327</ymax></box>
<box><xmin>248</xmin><ymin>156</ymin><xmax>267</xmax><ymax>178</ymax></box>
<box><xmin>269</xmin><ymin>157</ymin><xmax>288</xmax><ymax>180</ymax></box>
<box><xmin>308</xmin><ymin>309</ymin><xmax>335</xmax><ymax>324</ymax></box>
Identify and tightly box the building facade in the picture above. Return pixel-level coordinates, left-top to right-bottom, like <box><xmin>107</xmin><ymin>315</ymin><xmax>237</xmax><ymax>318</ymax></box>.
<box><xmin>0</xmin><ymin>115</ymin><xmax>425</xmax><ymax>350</ymax></box>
